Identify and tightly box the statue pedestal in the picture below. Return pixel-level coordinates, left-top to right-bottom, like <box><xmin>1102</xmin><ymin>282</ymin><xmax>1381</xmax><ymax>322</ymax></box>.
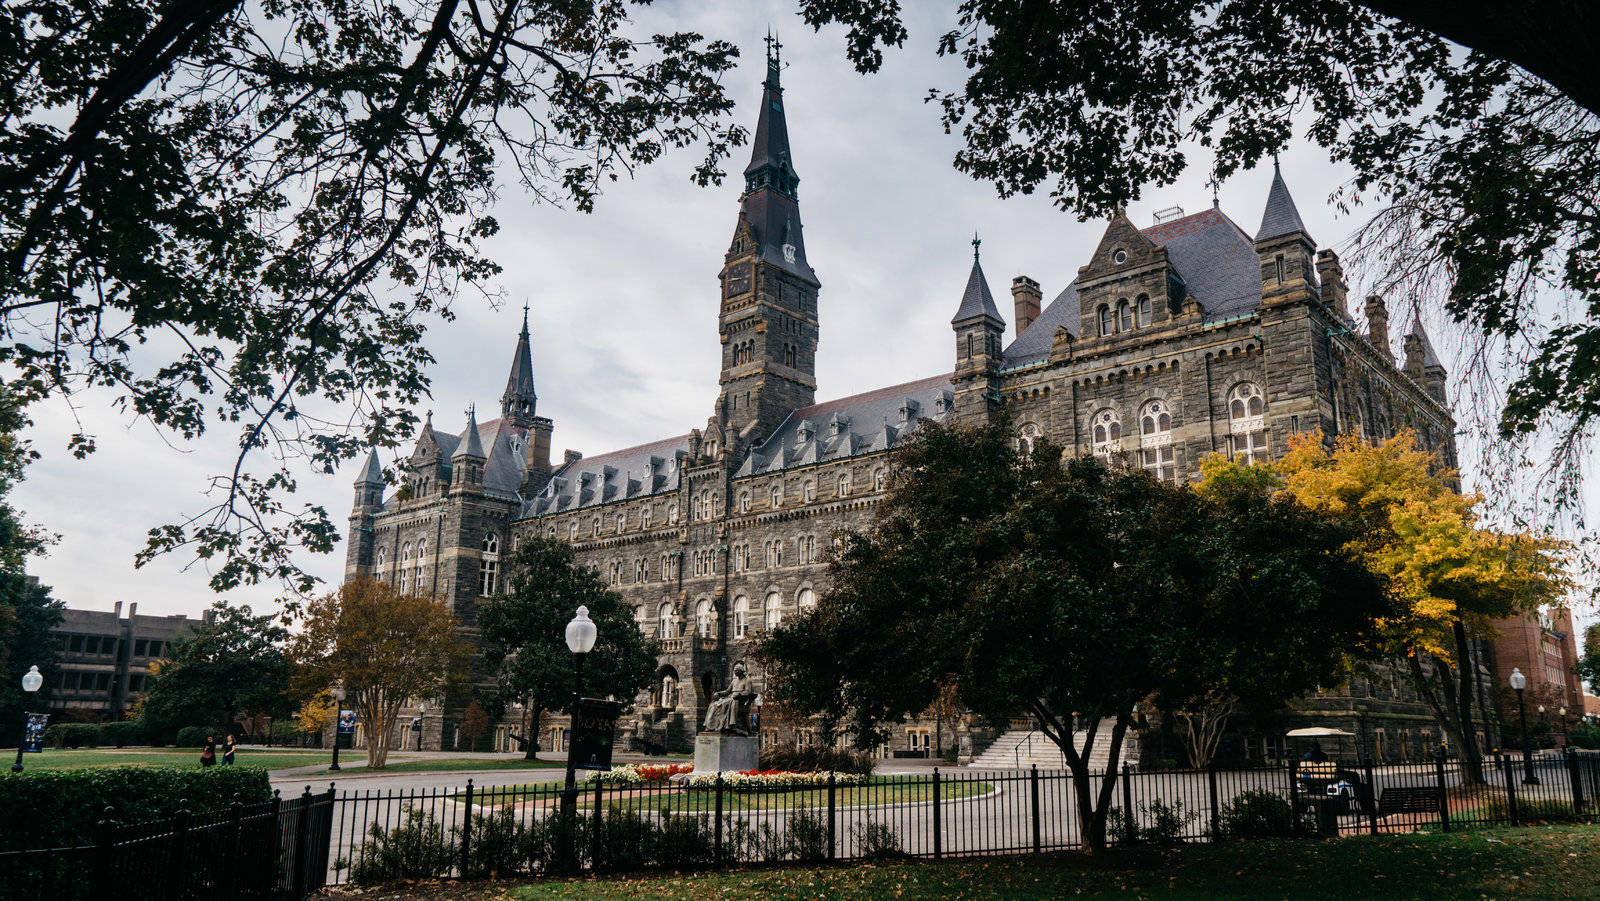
<box><xmin>693</xmin><ymin>732</ymin><xmax>758</xmax><ymax>774</ymax></box>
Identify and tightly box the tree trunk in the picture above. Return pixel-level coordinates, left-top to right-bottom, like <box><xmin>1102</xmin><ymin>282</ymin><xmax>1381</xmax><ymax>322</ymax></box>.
<box><xmin>1451</xmin><ymin>619</ymin><xmax>1486</xmax><ymax>781</ymax></box>
<box><xmin>1406</xmin><ymin>652</ymin><xmax>1484</xmax><ymax>784</ymax></box>
<box><xmin>1034</xmin><ymin>704</ymin><xmax>1130</xmax><ymax>854</ymax></box>
<box><xmin>523</xmin><ymin>705</ymin><xmax>542</xmax><ymax>760</ymax></box>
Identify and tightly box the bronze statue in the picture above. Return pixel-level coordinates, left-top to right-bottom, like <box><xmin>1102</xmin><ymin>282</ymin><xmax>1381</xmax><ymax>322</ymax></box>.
<box><xmin>701</xmin><ymin>661</ymin><xmax>756</xmax><ymax>735</ymax></box>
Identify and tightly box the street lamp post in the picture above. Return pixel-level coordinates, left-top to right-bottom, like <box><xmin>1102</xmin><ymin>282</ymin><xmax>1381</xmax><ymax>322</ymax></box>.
<box><xmin>1509</xmin><ymin>668</ymin><xmax>1538</xmax><ymax>785</ymax></box>
<box><xmin>1559</xmin><ymin>707</ymin><xmax>1569</xmax><ymax>746</ymax></box>
<box><xmin>11</xmin><ymin>665</ymin><xmax>43</xmax><ymax>773</ymax></box>
<box><xmin>329</xmin><ymin>684</ymin><xmax>345</xmax><ymax>772</ymax></box>
<box><xmin>559</xmin><ymin>606</ymin><xmax>597</xmax><ymax>871</ymax></box>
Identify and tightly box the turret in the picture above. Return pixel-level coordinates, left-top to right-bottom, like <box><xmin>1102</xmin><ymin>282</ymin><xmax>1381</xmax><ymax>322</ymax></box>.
<box><xmin>451</xmin><ymin>406</ymin><xmax>486</xmax><ymax>489</ymax></box>
<box><xmin>1405</xmin><ymin>319</ymin><xmax>1448</xmax><ymax>404</ymax></box>
<box><xmin>1254</xmin><ymin>160</ymin><xmax>1318</xmax><ymax>308</ymax></box>
<box><xmin>501</xmin><ymin>305</ymin><xmax>539</xmax><ymax>429</ymax></box>
<box><xmin>951</xmin><ymin>235</ymin><xmax>1004</xmax><ymax>423</ymax></box>
<box><xmin>345</xmin><ymin>450</ymin><xmax>384</xmax><ymax>578</ymax></box>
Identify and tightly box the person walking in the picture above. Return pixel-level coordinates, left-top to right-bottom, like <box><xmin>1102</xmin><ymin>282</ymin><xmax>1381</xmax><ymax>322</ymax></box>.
<box><xmin>200</xmin><ymin>735</ymin><xmax>216</xmax><ymax>768</ymax></box>
<box><xmin>222</xmin><ymin>734</ymin><xmax>236</xmax><ymax>766</ymax></box>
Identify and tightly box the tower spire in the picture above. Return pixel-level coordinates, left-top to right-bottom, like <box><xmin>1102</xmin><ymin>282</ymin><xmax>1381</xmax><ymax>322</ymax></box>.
<box><xmin>501</xmin><ymin>307</ymin><xmax>537</xmax><ymax>427</ymax></box>
<box><xmin>1256</xmin><ymin>161</ymin><xmax>1310</xmax><ymax>243</ymax></box>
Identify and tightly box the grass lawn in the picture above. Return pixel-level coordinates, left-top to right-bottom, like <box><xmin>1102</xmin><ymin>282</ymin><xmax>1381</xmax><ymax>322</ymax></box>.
<box><xmin>21</xmin><ymin>748</ymin><xmax>344</xmax><ymax>771</ymax></box>
<box><xmin>455</xmin><ymin>776</ymin><xmax>993</xmax><ymax>812</ymax></box>
<box><xmin>322</xmin><ymin>825</ymin><xmax>1600</xmax><ymax>900</ymax></box>
<box><xmin>324</xmin><ymin>756</ymin><xmax>565</xmax><ymax>775</ymax></box>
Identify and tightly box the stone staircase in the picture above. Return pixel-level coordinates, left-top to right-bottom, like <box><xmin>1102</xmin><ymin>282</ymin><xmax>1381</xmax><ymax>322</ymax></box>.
<box><xmin>966</xmin><ymin>722</ymin><xmax>1139</xmax><ymax>771</ymax></box>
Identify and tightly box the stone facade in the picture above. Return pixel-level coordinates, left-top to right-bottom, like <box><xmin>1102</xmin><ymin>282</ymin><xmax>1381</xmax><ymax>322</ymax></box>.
<box><xmin>343</xmin><ymin>44</ymin><xmax>1495</xmax><ymax>763</ymax></box>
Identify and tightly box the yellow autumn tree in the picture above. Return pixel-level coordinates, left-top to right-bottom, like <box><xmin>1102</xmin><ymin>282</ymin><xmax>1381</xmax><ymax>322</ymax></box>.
<box><xmin>295</xmin><ymin>690</ymin><xmax>335</xmax><ymax>740</ymax></box>
<box><xmin>1265</xmin><ymin>431</ymin><xmax>1568</xmax><ymax>782</ymax></box>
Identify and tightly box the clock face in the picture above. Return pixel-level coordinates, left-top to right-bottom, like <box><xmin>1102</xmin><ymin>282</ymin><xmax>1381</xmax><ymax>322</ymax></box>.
<box><xmin>725</xmin><ymin>262</ymin><xmax>751</xmax><ymax>298</ymax></box>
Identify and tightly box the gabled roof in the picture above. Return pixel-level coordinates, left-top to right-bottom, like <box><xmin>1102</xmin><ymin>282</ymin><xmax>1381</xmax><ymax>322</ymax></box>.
<box><xmin>354</xmin><ymin>450</ymin><xmax>383</xmax><ymax>486</ymax></box>
<box><xmin>1002</xmin><ymin>207</ymin><xmax>1262</xmax><ymax>367</ymax></box>
<box><xmin>737</xmin><ymin>373</ymin><xmax>954</xmax><ymax>476</ymax></box>
<box><xmin>523</xmin><ymin>434</ymin><xmax>692</xmax><ymax>517</ymax></box>
<box><xmin>1255</xmin><ymin>162</ymin><xmax>1311</xmax><ymax>243</ymax></box>
<box><xmin>951</xmin><ymin>251</ymin><xmax>1004</xmax><ymax>326</ymax></box>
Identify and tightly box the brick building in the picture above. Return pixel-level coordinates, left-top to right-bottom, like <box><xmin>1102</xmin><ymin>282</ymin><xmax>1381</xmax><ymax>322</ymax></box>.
<box><xmin>344</xmin><ymin>42</ymin><xmax>1496</xmax><ymax>763</ymax></box>
<box><xmin>48</xmin><ymin>602</ymin><xmax>209</xmax><ymax>721</ymax></box>
<box><xmin>1488</xmin><ymin>607</ymin><xmax>1584</xmax><ymax>718</ymax></box>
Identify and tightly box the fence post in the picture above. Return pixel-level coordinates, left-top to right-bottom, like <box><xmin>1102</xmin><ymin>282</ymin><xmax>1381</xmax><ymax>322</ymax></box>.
<box><xmin>174</xmin><ymin>802</ymin><xmax>194</xmax><ymax>896</ymax></box>
<box><xmin>1121</xmin><ymin>763</ymin><xmax>1135</xmax><ymax>845</ymax></box>
<box><xmin>932</xmin><ymin>769</ymin><xmax>942</xmax><ymax>860</ymax></box>
<box><xmin>713</xmin><ymin>774</ymin><xmax>724</xmax><ymax>867</ymax></box>
<box><xmin>291</xmin><ymin>786</ymin><xmax>313</xmax><ymax>895</ymax></box>
<box><xmin>1566</xmin><ymin>748</ymin><xmax>1586</xmax><ymax>815</ymax></box>
<box><xmin>313</xmin><ymin>785</ymin><xmax>336</xmax><ymax>892</ymax></box>
<box><xmin>1434</xmin><ymin>751</ymin><xmax>1451</xmax><ymax>833</ymax></box>
<box><xmin>221</xmin><ymin>801</ymin><xmax>243</xmax><ymax>896</ymax></box>
<box><xmin>1501</xmin><ymin>754</ymin><xmax>1521</xmax><ymax>827</ymax></box>
<box><xmin>459</xmin><ymin>779</ymin><xmax>474</xmax><ymax>878</ymax></box>
<box><xmin>1287</xmin><ymin>761</ymin><xmax>1300</xmax><ymax>836</ymax></box>
<box><xmin>92</xmin><ymin>806</ymin><xmax>116</xmax><ymax>898</ymax></box>
<box><xmin>826</xmin><ymin>772</ymin><xmax>837</xmax><ymax>861</ymax></box>
<box><xmin>1030</xmin><ymin>766</ymin><xmax>1041</xmax><ymax>854</ymax></box>
<box><xmin>1362</xmin><ymin>759</ymin><xmax>1379</xmax><ymax>835</ymax></box>
<box><xmin>591</xmin><ymin>776</ymin><xmax>604</xmax><ymax>872</ymax></box>
<box><xmin>1206</xmin><ymin>763</ymin><xmax>1220</xmax><ymax>839</ymax></box>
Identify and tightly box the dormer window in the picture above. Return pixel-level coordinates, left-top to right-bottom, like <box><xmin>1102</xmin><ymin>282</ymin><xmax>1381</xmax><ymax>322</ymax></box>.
<box><xmin>829</xmin><ymin>414</ymin><xmax>849</xmax><ymax>437</ymax></box>
<box><xmin>796</xmin><ymin>419</ymin><xmax>814</xmax><ymax>442</ymax></box>
<box><xmin>934</xmin><ymin>393</ymin><xmax>950</xmax><ymax>415</ymax></box>
<box><xmin>897</xmin><ymin>399</ymin><xmax>918</xmax><ymax>425</ymax></box>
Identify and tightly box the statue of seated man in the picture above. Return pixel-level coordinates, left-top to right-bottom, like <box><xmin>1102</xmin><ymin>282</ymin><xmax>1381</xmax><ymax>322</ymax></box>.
<box><xmin>701</xmin><ymin>662</ymin><xmax>756</xmax><ymax>735</ymax></box>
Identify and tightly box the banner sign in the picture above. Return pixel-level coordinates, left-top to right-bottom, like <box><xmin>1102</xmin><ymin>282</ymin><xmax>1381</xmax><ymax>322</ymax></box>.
<box><xmin>569</xmin><ymin>698</ymin><xmax>622</xmax><ymax>772</ymax></box>
<box><xmin>337</xmin><ymin>710</ymin><xmax>356</xmax><ymax>735</ymax></box>
<box><xmin>23</xmin><ymin>713</ymin><xmax>47</xmax><ymax>753</ymax></box>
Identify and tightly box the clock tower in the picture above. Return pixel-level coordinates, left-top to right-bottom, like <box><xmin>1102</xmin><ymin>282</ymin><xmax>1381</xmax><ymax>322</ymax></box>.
<box><xmin>715</xmin><ymin>35</ymin><xmax>820</xmax><ymax>451</ymax></box>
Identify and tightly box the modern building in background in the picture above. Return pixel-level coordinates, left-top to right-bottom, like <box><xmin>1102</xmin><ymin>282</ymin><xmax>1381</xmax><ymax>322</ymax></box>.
<box><xmin>344</xmin><ymin>41</ymin><xmax>1495</xmax><ymax>764</ymax></box>
<box><xmin>48</xmin><ymin>602</ymin><xmax>209</xmax><ymax>721</ymax></box>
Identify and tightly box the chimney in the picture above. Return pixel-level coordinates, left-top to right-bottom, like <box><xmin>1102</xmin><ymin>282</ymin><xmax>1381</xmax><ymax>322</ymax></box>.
<box><xmin>1011</xmin><ymin>276</ymin><xmax>1041</xmax><ymax>337</ymax></box>
<box><xmin>1364</xmin><ymin>295</ymin><xmax>1393</xmax><ymax>363</ymax></box>
<box><xmin>564</xmin><ymin>449</ymin><xmax>584</xmax><ymax>466</ymax></box>
<box><xmin>1315</xmin><ymin>250</ymin><xmax>1348</xmax><ymax>320</ymax></box>
<box><xmin>113</xmin><ymin>601</ymin><xmax>122</xmax><ymax>618</ymax></box>
<box><xmin>128</xmin><ymin>602</ymin><xmax>137</xmax><ymax>619</ymax></box>
<box><xmin>1402</xmin><ymin>333</ymin><xmax>1425</xmax><ymax>381</ymax></box>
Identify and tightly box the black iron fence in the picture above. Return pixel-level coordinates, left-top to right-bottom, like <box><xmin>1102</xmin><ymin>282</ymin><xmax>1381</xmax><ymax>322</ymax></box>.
<box><xmin>6</xmin><ymin>751</ymin><xmax>1596</xmax><ymax>898</ymax></box>
<box><xmin>321</xmin><ymin>749</ymin><xmax>1600</xmax><ymax>886</ymax></box>
<box><xmin>0</xmin><ymin>786</ymin><xmax>333</xmax><ymax>901</ymax></box>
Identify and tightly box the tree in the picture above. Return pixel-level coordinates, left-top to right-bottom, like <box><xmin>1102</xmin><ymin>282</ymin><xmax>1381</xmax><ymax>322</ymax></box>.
<box><xmin>800</xmin><ymin>1</ymin><xmax>1600</xmax><ymax>505</ymax></box>
<box><xmin>762</xmin><ymin>420</ymin><xmax>1392</xmax><ymax>852</ymax></box>
<box><xmin>142</xmin><ymin>600</ymin><xmax>294</xmax><ymax>740</ymax></box>
<box><xmin>922</xmin><ymin>680</ymin><xmax>963</xmax><ymax>761</ymax></box>
<box><xmin>1271</xmin><ymin>431</ymin><xmax>1570</xmax><ymax>782</ymax></box>
<box><xmin>295</xmin><ymin>690</ymin><xmax>335</xmax><ymax>742</ymax></box>
<box><xmin>0</xmin><ymin>1</ymin><xmax>743</xmax><ymax>591</ymax></box>
<box><xmin>460</xmin><ymin>698</ymin><xmax>492</xmax><ymax>753</ymax></box>
<box><xmin>478</xmin><ymin>536</ymin><xmax>656</xmax><ymax>760</ymax></box>
<box><xmin>287</xmin><ymin>578</ymin><xmax>470</xmax><ymax>768</ymax></box>
<box><xmin>0</xmin><ymin>387</ymin><xmax>61</xmax><ymax>740</ymax></box>
<box><xmin>1581</xmin><ymin>624</ymin><xmax>1600</xmax><ymax>697</ymax></box>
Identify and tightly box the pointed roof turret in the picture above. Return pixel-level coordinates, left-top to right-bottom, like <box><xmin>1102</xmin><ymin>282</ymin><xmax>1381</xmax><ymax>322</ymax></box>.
<box><xmin>951</xmin><ymin>234</ymin><xmax>1005</xmax><ymax>326</ymax></box>
<box><xmin>1407</xmin><ymin>319</ymin><xmax>1443</xmax><ymax>369</ymax></box>
<box><xmin>453</xmin><ymin>405</ymin><xmax>486</xmax><ymax>460</ymax></box>
<box><xmin>1255</xmin><ymin>159</ymin><xmax>1311</xmax><ymax>243</ymax></box>
<box><xmin>354</xmin><ymin>450</ymin><xmax>383</xmax><ymax>486</ymax></box>
<box><xmin>743</xmin><ymin>32</ymin><xmax>797</xmax><ymax>193</ymax></box>
<box><xmin>501</xmin><ymin>303</ymin><xmax>538</xmax><ymax>426</ymax></box>
<box><xmin>734</xmin><ymin>32</ymin><xmax>816</xmax><ymax>284</ymax></box>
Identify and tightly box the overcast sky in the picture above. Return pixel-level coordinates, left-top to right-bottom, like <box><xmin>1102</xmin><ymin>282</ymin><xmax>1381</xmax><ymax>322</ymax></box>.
<box><xmin>12</xmin><ymin>2</ymin><xmax>1595</xmax><ymax>647</ymax></box>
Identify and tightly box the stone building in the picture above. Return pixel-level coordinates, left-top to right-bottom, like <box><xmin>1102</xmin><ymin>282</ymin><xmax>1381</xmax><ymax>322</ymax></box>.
<box><xmin>48</xmin><ymin>602</ymin><xmax>209</xmax><ymax>721</ymax></box>
<box><xmin>345</xmin><ymin>43</ymin><xmax>1492</xmax><ymax>763</ymax></box>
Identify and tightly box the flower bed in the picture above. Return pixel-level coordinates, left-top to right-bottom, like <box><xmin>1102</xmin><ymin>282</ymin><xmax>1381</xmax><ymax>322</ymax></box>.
<box><xmin>683</xmin><ymin>769</ymin><xmax>870</xmax><ymax>791</ymax></box>
<box><xmin>586</xmin><ymin>762</ymin><xmax>694</xmax><ymax>786</ymax></box>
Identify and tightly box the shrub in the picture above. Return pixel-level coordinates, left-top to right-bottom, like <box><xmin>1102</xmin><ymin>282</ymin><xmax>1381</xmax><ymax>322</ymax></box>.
<box><xmin>853</xmin><ymin>819</ymin><xmax>905</xmax><ymax>859</ymax></box>
<box><xmin>1485</xmin><ymin>795</ymin><xmax>1581</xmax><ymax>822</ymax></box>
<box><xmin>591</xmin><ymin>808</ymin><xmax>658</xmax><ymax>872</ymax></box>
<box><xmin>174</xmin><ymin>726</ymin><xmax>212</xmax><ymax>748</ymax></box>
<box><xmin>460</xmin><ymin>805</ymin><xmax>529</xmax><ymax>878</ymax></box>
<box><xmin>653</xmin><ymin>810</ymin><xmax>715</xmax><ymax>870</ymax></box>
<box><xmin>342</xmin><ymin>807</ymin><xmax>454</xmax><ymax>884</ymax></box>
<box><xmin>1218</xmin><ymin>789</ymin><xmax>1299</xmax><ymax>838</ymax></box>
<box><xmin>759</xmin><ymin>746</ymin><xmax>873</xmax><ymax>775</ymax></box>
<box><xmin>783</xmin><ymin>810</ymin><xmax>828</xmax><ymax>862</ymax></box>
<box><xmin>0</xmin><ymin>766</ymin><xmax>272</xmax><ymax>851</ymax></box>
<box><xmin>99</xmin><ymin>721</ymin><xmax>146</xmax><ymax>748</ymax></box>
<box><xmin>1109</xmin><ymin>799</ymin><xmax>1199</xmax><ymax>845</ymax></box>
<box><xmin>1570</xmin><ymin>721</ymin><xmax>1600</xmax><ymax>750</ymax></box>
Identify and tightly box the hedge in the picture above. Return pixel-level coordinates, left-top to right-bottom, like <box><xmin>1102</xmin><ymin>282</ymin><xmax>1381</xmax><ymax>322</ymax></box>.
<box><xmin>0</xmin><ymin>766</ymin><xmax>272</xmax><ymax>851</ymax></box>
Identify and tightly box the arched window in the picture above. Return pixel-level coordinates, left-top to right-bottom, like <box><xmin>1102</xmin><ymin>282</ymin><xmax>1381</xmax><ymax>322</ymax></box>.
<box><xmin>802</xmin><ymin>480</ymin><xmax>815</xmax><ymax>502</ymax></box>
<box><xmin>837</xmin><ymin>472</ymin><xmax>851</xmax><ymax>497</ymax></box>
<box><xmin>1018</xmin><ymin>422</ymin><xmax>1042</xmax><ymax>456</ymax></box>
<box><xmin>1228</xmin><ymin>383</ymin><xmax>1268</xmax><ymax>464</ymax></box>
<box><xmin>414</xmin><ymin>537</ymin><xmax>427</xmax><ymax>594</ymax></box>
<box><xmin>1138</xmin><ymin>294</ymin><xmax>1151</xmax><ymax>327</ymax></box>
<box><xmin>695</xmin><ymin>599</ymin><xmax>716</xmax><ymax>638</ymax></box>
<box><xmin>636</xmin><ymin>558</ymin><xmax>647</xmax><ymax>582</ymax></box>
<box><xmin>1098</xmin><ymin>304</ymin><xmax>1113</xmax><ymax>337</ymax></box>
<box><xmin>659</xmin><ymin>673</ymin><xmax>679</xmax><ymax>709</ymax></box>
<box><xmin>641</xmin><ymin>507</ymin><xmax>653</xmax><ymax>529</ymax></box>
<box><xmin>1091</xmin><ymin>409</ymin><xmax>1122</xmax><ymax>459</ymax></box>
<box><xmin>659</xmin><ymin>553</ymin><xmax>670</xmax><ymax>580</ymax></box>
<box><xmin>770</xmin><ymin>483</ymin><xmax>783</xmax><ymax>508</ymax></box>
<box><xmin>873</xmin><ymin>467</ymin><xmax>887</xmax><ymax>492</ymax></box>
<box><xmin>658</xmin><ymin>602</ymin><xmax>678</xmax><ymax>638</ymax></box>
<box><xmin>479</xmin><ymin>534</ymin><xmax>500</xmax><ymax>596</ymax></box>
<box><xmin>568</xmin><ymin>521</ymin><xmax>579</xmax><ymax>541</ymax></box>
<box><xmin>375</xmin><ymin>545</ymin><xmax>387</xmax><ymax>571</ymax></box>
<box><xmin>738</xmin><ymin>490</ymin><xmax>750</xmax><ymax>514</ymax></box>
<box><xmin>667</xmin><ymin>503</ymin><xmax>679</xmax><ymax>524</ymax></box>
<box><xmin>798</xmin><ymin>535</ymin><xmax>814</xmax><ymax>565</ymax></box>
<box><xmin>797</xmin><ymin>587</ymin><xmax>817</xmax><ymax>612</ymax></box>
<box><xmin>616</xmin><ymin>513</ymin><xmax>626</xmax><ymax>534</ymax></box>
<box><xmin>764</xmin><ymin>590</ymin><xmax>783</xmax><ymax>631</ymax></box>
<box><xmin>734</xmin><ymin>595</ymin><xmax>750</xmax><ymax>639</ymax></box>
<box><xmin>1118</xmin><ymin>300</ymin><xmax>1133</xmax><ymax>332</ymax></box>
<box><xmin>1139</xmin><ymin>399</ymin><xmax>1175</xmax><ymax>482</ymax></box>
<box><xmin>733</xmin><ymin>543</ymin><xmax>748</xmax><ymax>573</ymax></box>
<box><xmin>399</xmin><ymin>542</ymin><xmax>412</xmax><ymax>592</ymax></box>
<box><xmin>591</xmin><ymin>517</ymin><xmax>600</xmax><ymax>537</ymax></box>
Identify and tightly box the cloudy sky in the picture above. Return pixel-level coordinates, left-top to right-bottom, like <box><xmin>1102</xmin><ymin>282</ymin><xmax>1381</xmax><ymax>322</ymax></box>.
<box><xmin>12</xmin><ymin>2</ymin><xmax>1595</xmax><ymax>643</ymax></box>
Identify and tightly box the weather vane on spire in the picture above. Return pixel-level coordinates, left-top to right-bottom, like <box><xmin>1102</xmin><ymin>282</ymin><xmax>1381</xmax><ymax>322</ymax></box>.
<box><xmin>972</xmin><ymin>231</ymin><xmax>982</xmax><ymax>261</ymax></box>
<box><xmin>1207</xmin><ymin>176</ymin><xmax>1221</xmax><ymax>208</ymax></box>
<box><xmin>765</xmin><ymin>30</ymin><xmax>782</xmax><ymax>67</ymax></box>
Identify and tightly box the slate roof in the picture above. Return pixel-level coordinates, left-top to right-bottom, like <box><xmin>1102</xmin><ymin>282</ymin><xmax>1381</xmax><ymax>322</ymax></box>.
<box><xmin>354</xmin><ymin>450</ymin><xmax>383</xmax><ymax>485</ymax></box>
<box><xmin>452</xmin><ymin>408</ymin><xmax>486</xmax><ymax>460</ymax></box>
<box><xmin>1002</xmin><ymin>207</ymin><xmax>1263</xmax><ymax>367</ymax></box>
<box><xmin>1255</xmin><ymin>163</ymin><xmax>1311</xmax><ymax>243</ymax></box>
<box><xmin>504</xmin><ymin>312</ymin><xmax>536</xmax><ymax>403</ymax></box>
<box><xmin>522</xmin><ymin>434</ymin><xmax>693</xmax><ymax>517</ymax></box>
<box><xmin>736</xmin><ymin>373</ymin><xmax>955</xmax><ymax>477</ymax></box>
<box><xmin>951</xmin><ymin>254</ymin><xmax>1003</xmax><ymax>325</ymax></box>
